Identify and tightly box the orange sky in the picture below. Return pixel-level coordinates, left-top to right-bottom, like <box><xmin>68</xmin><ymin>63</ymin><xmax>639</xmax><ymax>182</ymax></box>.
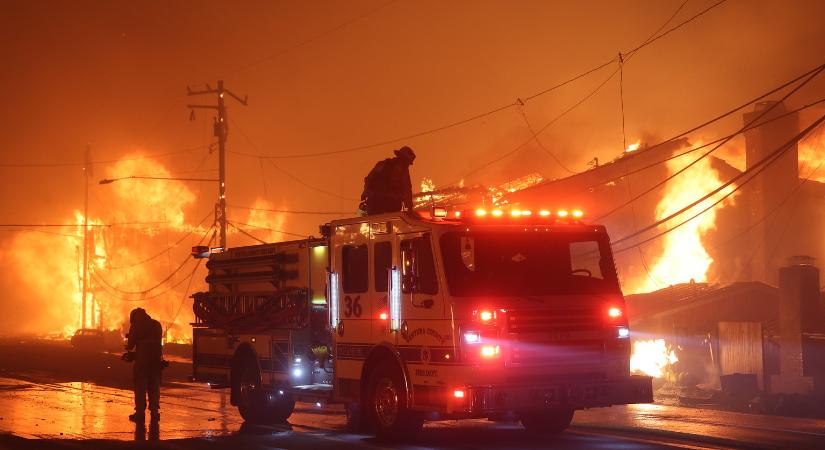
<box><xmin>0</xmin><ymin>0</ymin><xmax>823</xmax><ymax>334</ymax></box>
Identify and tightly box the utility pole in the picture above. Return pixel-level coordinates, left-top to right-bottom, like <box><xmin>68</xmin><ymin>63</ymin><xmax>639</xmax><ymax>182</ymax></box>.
<box><xmin>81</xmin><ymin>145</ymin><xmax>92</xmax><ymax>330</ymax></box>
<box><xmin>187</xmin><ymin>80</ymin><xmax>247</xmax><ymax>251</ymax></box>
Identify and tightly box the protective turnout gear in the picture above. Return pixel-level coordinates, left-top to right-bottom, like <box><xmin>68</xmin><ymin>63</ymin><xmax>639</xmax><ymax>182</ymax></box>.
<box><xmin>126</xmin><ymin>308</ymin><xmax>163</xmax><ymax>422</ymax></box>
<box><xmin>360</xmin><ymin>146</ymin><xmax>415</xmax><ymax>215</ymax></box>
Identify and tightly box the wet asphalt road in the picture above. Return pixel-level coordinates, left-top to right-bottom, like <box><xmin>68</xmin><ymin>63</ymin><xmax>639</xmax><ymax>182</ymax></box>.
<box><xmin>1</xmin><ymin>375</ymin><xmax>825</xmax><ymax>450</ymax></box>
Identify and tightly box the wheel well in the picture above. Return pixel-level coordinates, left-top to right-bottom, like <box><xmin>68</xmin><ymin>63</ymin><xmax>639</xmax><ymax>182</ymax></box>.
<box><xmin>359</xmin><ymin>344</ymin><xmax>410</xmax><ymax>407</ymax></box>
<box><xmin>230</xmin><ymin>343</ymin><xmax>259</xmax><ymax>405</ymax></box>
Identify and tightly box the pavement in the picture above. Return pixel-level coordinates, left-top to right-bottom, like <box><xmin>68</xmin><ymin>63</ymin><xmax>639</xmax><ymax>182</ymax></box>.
<box><xmin>1</xmin><ymin>339</ymin><xmax>824</xmax><ymax>449</ymax></box>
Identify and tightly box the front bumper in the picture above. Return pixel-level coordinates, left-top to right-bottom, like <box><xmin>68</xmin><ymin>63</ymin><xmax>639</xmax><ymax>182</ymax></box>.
<box><xmin>453</xmin><ymin>375</ymin><xmax>653</xmax><ymax>413</ymax></box>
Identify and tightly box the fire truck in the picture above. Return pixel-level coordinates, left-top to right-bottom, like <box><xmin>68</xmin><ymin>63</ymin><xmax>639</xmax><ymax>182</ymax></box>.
<box><xmin>190</xmin><ymin>207</ymin><xmax>652</xmax><ymax>439</ymax></box>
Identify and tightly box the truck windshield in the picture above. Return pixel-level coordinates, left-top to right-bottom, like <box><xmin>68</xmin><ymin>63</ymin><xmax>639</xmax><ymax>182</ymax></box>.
<box><xmin>439</xmin><ymin>231</ymin><xmax>620</xmax><ymax>297</ymax></box>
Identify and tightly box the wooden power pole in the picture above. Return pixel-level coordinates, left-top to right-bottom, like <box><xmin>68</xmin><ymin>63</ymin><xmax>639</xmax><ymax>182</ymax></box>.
<box><xmin>187</xmin><ymin>81</ymin><xmax>247</xmax><ymax>251</ymax></box>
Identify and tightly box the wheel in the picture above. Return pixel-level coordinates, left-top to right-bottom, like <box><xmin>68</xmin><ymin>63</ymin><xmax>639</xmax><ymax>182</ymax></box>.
<box><xmin>234</xmin><ymin>359</ymin><xmax>295</xmax><ymax>424</ymax></box>
<box><xmin>520</xmin><ymin>408</ymin><xmax>574</xmax><ymax>434</ymax></box>
<box><xmin>366</xmin><ymin>363</ymin><xmax>422</xmax><ymax>440</ymax></box>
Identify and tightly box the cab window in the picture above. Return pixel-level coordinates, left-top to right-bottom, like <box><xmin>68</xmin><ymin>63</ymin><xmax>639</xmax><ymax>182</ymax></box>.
<box><xmin>342</xmin><ymin>244</ymin><xmax>368</xmax><ymax>294</ymax></box>
<box><xmin>374</xmin><ymin>241</ymin><xmax>392</xmax><ymax>292</ymax></box>
<box><xmin>401</xmin><ymin>234</ymin><xmax>438</xmax><ymax>295</ymax></box>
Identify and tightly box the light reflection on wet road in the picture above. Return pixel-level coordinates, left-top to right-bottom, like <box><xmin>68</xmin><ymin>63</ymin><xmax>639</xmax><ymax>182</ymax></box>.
<box><xmin>1</xmin><ymin>376</ymin><xmax>824</xmax><ymax>449</ymax></box>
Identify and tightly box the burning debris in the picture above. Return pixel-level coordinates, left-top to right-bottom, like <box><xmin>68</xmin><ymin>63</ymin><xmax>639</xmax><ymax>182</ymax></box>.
<box><xmin>630</xmin><ymin>338</ymin><xmax>679</xmax><ymax>379</ymax></box>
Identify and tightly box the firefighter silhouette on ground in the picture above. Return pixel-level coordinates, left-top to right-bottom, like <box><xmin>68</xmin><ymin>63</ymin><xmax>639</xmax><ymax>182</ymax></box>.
<box><xmin>123</xmin><ymin>307</ymin><xmax>164</xmax><ymax>424</ymax></box>
<box><xmin>359</xmin><ymin>146</ymin><xmax>416</xmax><ymax>215</ymax></box>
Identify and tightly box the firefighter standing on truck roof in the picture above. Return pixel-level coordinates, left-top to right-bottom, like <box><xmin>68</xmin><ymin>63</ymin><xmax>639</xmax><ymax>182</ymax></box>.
<box><xmin>359</xmin><ymin>146</ymin><xmax>416</xmax><ymax>215</ymax></box>
<box><xmin>124</xmin><ymin>307</ymin><xmax>163</xmax><ymax>424</ymax></box>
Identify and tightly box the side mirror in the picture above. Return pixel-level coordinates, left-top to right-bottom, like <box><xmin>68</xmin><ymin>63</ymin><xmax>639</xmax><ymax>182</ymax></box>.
<box><xmin>400</xmin><ymin>240</ymin><xmax>418</xmax><ymax>292</ymax></box>
<box><xmin>402</xmin><ymin>273</ymin><xmax>418</xmax><ymax>292</ymax></box>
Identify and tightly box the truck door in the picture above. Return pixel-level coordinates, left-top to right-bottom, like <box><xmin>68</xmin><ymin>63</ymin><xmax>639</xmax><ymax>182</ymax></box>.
<box><xmin>396</xmin><ymin>232</ymin><xmax>447</xmax><ymax>346</ymax></box>
<box><xmin>330</xmin><ymin>224</ymin><xmax>371</xmax><ymax>399</ymax></box>
<box><xmin>371</xmin><ymin>227</ymin><xmax>394</xmax><ymax>343</ymax></box>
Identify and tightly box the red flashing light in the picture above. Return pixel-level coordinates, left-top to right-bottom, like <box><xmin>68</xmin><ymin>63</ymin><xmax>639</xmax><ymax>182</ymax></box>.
<box><xmin>557</xmin><ymin>209</ymin><xmax>569</xmax><ymax>218</ymax></box>
<box><xmin>475</xmin><ymin>209</ymin><xmax>487</xmax><ymax>217</ymax></box>
<box><xmin>433</xmin><ymin>207</ymin><xmax>448</xmax><ymax>218</ymax></box>
<box><xmin>479</xmin><ymin>310</ymin><xmax>494</xmax><ymax>322</ymax></box>
<box><xmin>455</xmin><ymin>211</ymin><xmax>462</xmax><ymax>218</ymax></box>
<box><xmin>453</xmin><ymin>389</ymin><xmax>466</xmax><ymax>399</ymax></box>
<box><xmin>608</xmin><ymin>307</ymin><xmax>622</xmax><ymax>319</ymax></box>
<box><xmin>572</xmin><ymin>209</ymin><xmax>584</xmax><ymax>218</ymax></box>
<box><xmin>491</xmin><ymin>209</ymin><xmax>503</xmax><ymax>217</ymax></box>
<box><xmin>480</xmin><ymin>345</ymin><xmax>500</xmax><ymax>358</ymax></box>
<box><xmin>379</xmin><ymin>312</ymin><xmax>388</xmax><ymax>321</ymax></box>
<box><xmin>539</xmin><ymin>210</ymin><xmax>551</xmax><ymax>217</ymax></box>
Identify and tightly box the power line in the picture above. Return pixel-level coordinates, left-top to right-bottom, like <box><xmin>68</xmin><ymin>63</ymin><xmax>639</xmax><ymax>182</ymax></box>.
<box><xmin>0</xmin><ymin>144</ymin><xmax>210</xmax><ymax>169</ymax></box>
<box><xmin>93</xmin><ymin>255</ymin><xmax>205</xmax><ymax>303</ymax></box>
<box><xmin>105</xmin><ymin>211</ymin><xmax>214</xmax><ymax>270</ymax></box>
<box><xmin>230</xmin><ymin>0</ymin><xmax>727</xmax><ymax>162</ymax></box>
<box><xmin>607</xmin><ymin>61</ymin><xmax>825</xmax><ymax>165</ymax></box>
<box><xmin>450</xmin><ymin>1</ymin><xmax>731</xmax><ymax>184</ymax></box>
<box><xmin>455</xmin><ymin>64</ymin><xmax>622</xmax><ymax>184</ymax></box>
<box><xmin>223</xmin><ymin>0</ymin><xmax>398</xmax><ymax>77</ymax></box>
<box><xmin>164</xmin><ymin>257</ymin><xmax>205</xmax><ymax>336</ymax></box>
<box><xmin>228</xmin><ymin>220</ymin><xmax>310</xmax><ymax>239</ymax></box>
<box><xmin>502</xmin><ymin>68</ymin><xmax>823</xmax><ymax>208</ymax></box>
<box><xmin>516</xmin><ymin>103</ymin><xmax>579</xmax><ymax>174</ymax></box>
<box><xmin>92</xmin><ymin>224</ymin><xmax>213</xmax><ymax>295</ymax></box>
<box><xmin>595</xmin><ymin>63</ymin><xmax>824</xmax><ymax>221</ymax></box>
<box><xmin>612</xmin><ymin>113</ymin><xmax>825</xmax><ymax>252</ymax></box>
<box><xmin>567</xmin><ymin>97</ymin><xmax>825</xmax><ymax>197</ymax></box>
<box><xmin>623</xmin><ymin>0</ymin><xmax>727</xmax><ymax>58</ymax></box>
<box><xmin>228</xmin><ymin>204</ymin><xmax>348</xmax><ymax>215</ymax></box>
<box><xmin>708</xmin><ymin>130</ymin><xmax>824</xmax><ymax>256</ymax></box>
<box><xmin>227</xmin><ymin>117</ymin><xmax>357</xmax><ymax>201</ymax></box>
<box><xmin>228</xmin><ymin>221</ymin><xmax>268</xmax><ymax>245</ymax></box>
<box><xmin>636</xmin><ymin>0</ymin><xmax>692</xmax><ymax>48</ymax></box>
<box><xmin>0</xmin><ymin>221</ymin><xmax>168</xmax><ymax>228</ymax></box>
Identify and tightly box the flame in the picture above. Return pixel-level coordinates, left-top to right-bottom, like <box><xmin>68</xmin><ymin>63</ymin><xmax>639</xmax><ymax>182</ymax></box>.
<box><xmin>636</xmin><ymin>151</ymin><xmax>737</xmax><ymax>292</ymax></box>
<box><xmin>420</xmin><ymin>178</ymin><xmax>436</xmax><ymax>193</ymax></box>
<box><xmin>4</xmin><ymin>153</ymin><xmax>206</xmax><ymax>343</ymax></box>
<box><xmin>625</xmin><ymin>140</ymin><xmax>641</xmax><ymax>153</ymax></box>
<box><xmin>798</xmin><ymin>125</ymin><xmax>825</xmax><ymax>183</ymax></box>
<box><xmin>246</xmin><ymin>198</ymin><xmax>287</xmax><ymax>242</ymax></box>
<box><xmin>106</xmin><ymin>155</ymin><xmax>196</xmax><ymax>232</ymax></box>
<box><xmin>630</xmin><ymin>338</ymin><xmax>678</xmax><ymax>378</ymax></box>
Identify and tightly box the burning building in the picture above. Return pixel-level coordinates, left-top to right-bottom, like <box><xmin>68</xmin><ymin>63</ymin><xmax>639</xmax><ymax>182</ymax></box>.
<box><xmin>484</xmin><ymin>100</ymin><xmax>825</xmax><ymax>405</ymax></box>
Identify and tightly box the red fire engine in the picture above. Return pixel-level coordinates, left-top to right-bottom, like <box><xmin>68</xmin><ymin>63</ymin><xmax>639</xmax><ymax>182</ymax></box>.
<box><xmin>191</xmin><ymin>207</ymin><xmax>652</xmax><ymax>439</ymax></box>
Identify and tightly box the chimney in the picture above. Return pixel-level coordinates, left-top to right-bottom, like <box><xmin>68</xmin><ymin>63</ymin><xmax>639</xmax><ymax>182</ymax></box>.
<box><xmin>742</xmin><ymin>101</ymin><xmax>799</xmax><ymax>284</ymax></box>
<box><xmin>771</xmin><ymin>256</ymin><xmax>820</xmax><ymax>394</ymax></box>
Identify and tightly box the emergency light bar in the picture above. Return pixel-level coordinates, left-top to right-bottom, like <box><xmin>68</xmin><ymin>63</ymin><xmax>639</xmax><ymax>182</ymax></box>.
<box><xmin>423</xmin><ymin>206</ymin><xmax>585</xmax><ymax>222</ymax></box>
<box><xmin>388</xmin><ymin>266</ymin><xmax>402</xmax><ymax>331</ymax></box>
<box><xmin>328</xmin><ymin>272</ymin><xmax>340</xmax><ymax>329</ymax></box>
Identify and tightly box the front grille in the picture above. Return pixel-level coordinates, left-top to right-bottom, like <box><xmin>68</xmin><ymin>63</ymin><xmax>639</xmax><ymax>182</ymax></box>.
<box><xmin>506</xmin><ymin>307</ymin><xmax>605</xmax><ymax>369</ymax></box>
<box><xmin>506</xmin><ymin>306</ymin><xmax>602</xmax><ymax>333</ymax></box>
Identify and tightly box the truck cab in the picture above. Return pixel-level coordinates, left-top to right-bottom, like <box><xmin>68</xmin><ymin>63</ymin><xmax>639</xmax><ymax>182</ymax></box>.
<box><xmin>191</xmin><ymin>207</ymin><xmax>652</xmax><ymax>438</ymax></box>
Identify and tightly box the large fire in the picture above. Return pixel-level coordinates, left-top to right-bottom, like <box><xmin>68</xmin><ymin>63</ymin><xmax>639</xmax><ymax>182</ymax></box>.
<box><xmin>630</xmin><ymin>338</ymin><xmax>679</xmax><ymax>378</ymax></box>
<box><xmin>3</xmin><ymin>153</ymin><xmax>208</xmax><ymax>343</ymax></box>
<box><xmin>637</xmin><ymin>150</ymin><xmax>737</xmax><ymax>292</ymax></box>
<box><xmin>245</xmin><ymin>198</ymin><xmax>288</xmax><ymax>242</ymax></box>
<box><xmin>798</xmin><ymin>124</ymin><xmax>825</xmax><ymax>183</ymax></box>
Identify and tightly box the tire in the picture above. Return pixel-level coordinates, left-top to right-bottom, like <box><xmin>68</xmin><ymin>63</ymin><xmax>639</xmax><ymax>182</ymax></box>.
<box><xmin>520</xmin><ymin>408</ymin><xmax>575</xmax><ymax>435</ymax></box>
<box><xmin>234</xmin><ymin>359</ymin><xmax>295</xmax><ymax>424</ymax></box>
<box><xmin>366</xmin><ymin>363</ymin><xmax>423</xmax><ymax>440</ymax></box>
